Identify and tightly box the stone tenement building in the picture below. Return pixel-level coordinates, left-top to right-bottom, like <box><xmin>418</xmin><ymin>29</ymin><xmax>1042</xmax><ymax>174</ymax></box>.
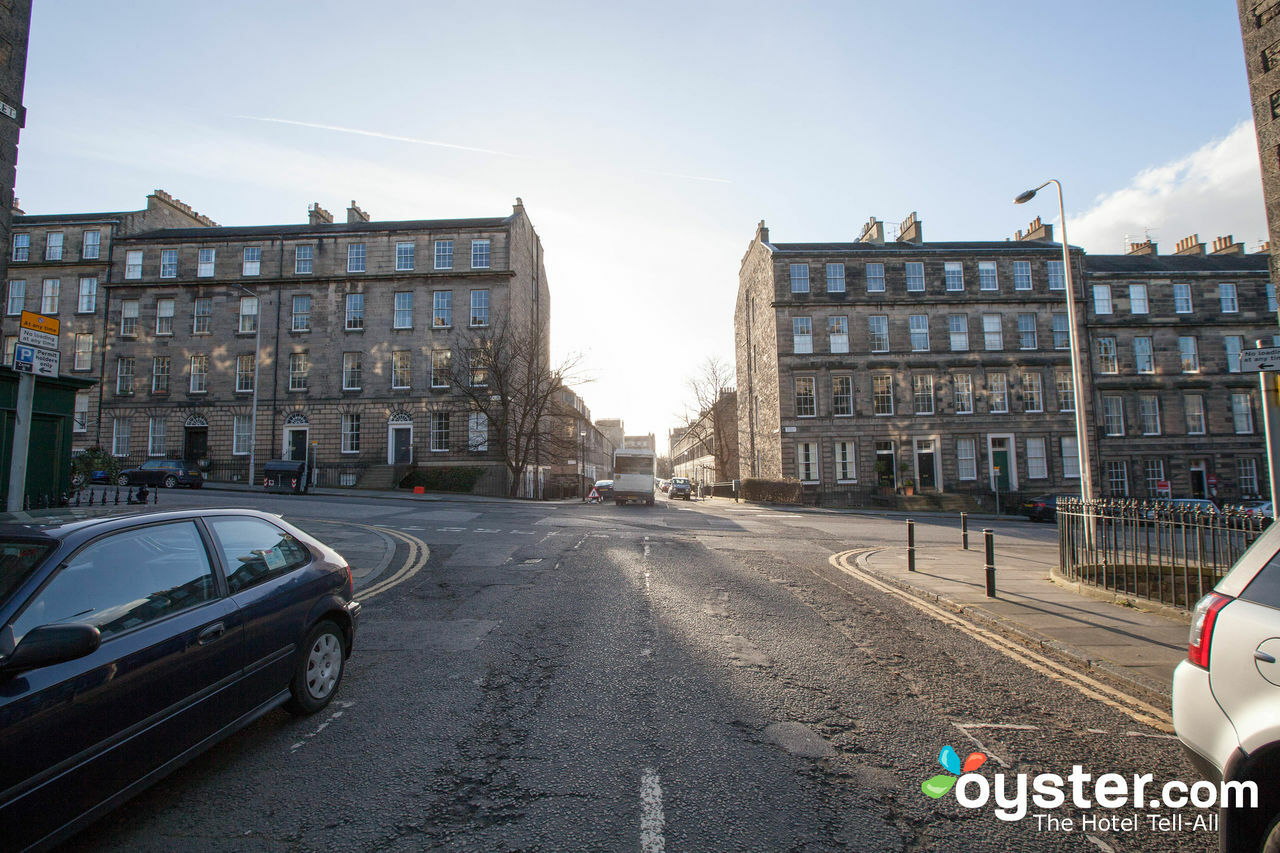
<box><xmin>0</xmin><ymin>0</ymin><xmax>31</xmax><ymax>287</ymax></box>
<box><xmin>735</xmin><ymin>214</ymin><xmax>1275</xmax><ymax>502</ymax></box>
<box><xmin>1</xmin><ymin>190</ymin><xmax>217</xmax><ymax>441</ymax></box>
<box><xmin>1239</xmin><ymin>0</ymin><xmax>1280</xmax><ymax>290</ymax></box>
<box><xmin>1086</xmin><ymin>235</ymin><xmax>1273</xmax><ymax>500</ymax></box>
<box><xmin>3</xmin><ymin>194</ymin><xmax>551</xmax><ymax>491</ymax></box>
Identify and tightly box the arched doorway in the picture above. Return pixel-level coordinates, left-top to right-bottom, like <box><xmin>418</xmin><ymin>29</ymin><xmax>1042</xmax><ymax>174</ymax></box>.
<box><xmin>283</xmin><ymin>412</ymin><xmax>310</xmax><ymax>463</ymax></box>
<box><xmin>183</xmin><ymin>415</ymin><xmax>209</xmax><ymax>465</ymax></box>
<box><xmin>387</xmin><ymin>412</ymin><xmax>413</xmax><ymax>464</ymax></box>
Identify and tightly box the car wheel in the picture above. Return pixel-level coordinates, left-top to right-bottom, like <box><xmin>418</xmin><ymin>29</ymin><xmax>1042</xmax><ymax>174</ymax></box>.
<box><xmin>70</xmin><ymin>472</ymin><xmax>85</xmax><ymax>487</ymax></box>
<box><xmin>162</xmin><ymin>475</ymin><xmax>178</xmax><ymax>489</ymax></box>
<box><xmin>285</xmin><ymin>620</ymin><xmax>345</xmax><ymax>716</ymax></box>
<box><xmin>116</xmin><ymin>474</ymin><xmax>130</xmax><ymax>487</ymax></box>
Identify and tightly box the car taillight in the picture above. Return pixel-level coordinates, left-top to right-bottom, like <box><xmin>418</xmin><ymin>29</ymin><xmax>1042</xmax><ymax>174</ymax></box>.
<box><xmin>1188</xmin><ymin>592</ymin><xmax>1232</xmax><ymax>669</ymax></box>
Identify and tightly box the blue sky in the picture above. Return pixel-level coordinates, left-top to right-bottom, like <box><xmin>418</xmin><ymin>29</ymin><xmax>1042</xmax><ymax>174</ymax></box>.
<box><xmin>15</xmin><ymin>1</ymin><xmax>1267</xmax><ymax>445</ymax></box>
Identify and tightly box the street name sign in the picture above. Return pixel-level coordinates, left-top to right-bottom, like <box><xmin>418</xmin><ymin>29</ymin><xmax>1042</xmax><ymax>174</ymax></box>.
<box><xmin>18</xmin><ymin>311</ymin><xmax>59</xmax><ymax>350</ymax></box>
<box><xmin>1241</xmin><ymin>347</ymin><xmax>1280</xmax><ymax>372</ymax></box>
<box><xmin>12</xmin><ymin>343</ymin><xmax>58</xmax><ymax>377</ymax></box>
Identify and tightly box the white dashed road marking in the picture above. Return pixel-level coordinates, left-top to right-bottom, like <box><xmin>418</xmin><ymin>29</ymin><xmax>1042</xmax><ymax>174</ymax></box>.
<box><xmin>290</xmin><ymin>701</ymin><xmax>355</xmax><ymax>753</ymax></box>
<box><xmin>640</xmin><ymin>768</ymin><xmax>665</xmax><ymax>853</ymax></box>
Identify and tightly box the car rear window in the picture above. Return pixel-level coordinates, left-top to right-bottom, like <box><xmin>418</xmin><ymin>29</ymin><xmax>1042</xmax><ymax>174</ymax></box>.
<box><xmin>207</xmin><ymin>517</ymin><xmax>311</xmax><ymax>593</ymax></box>
<box><xmin>0</xmin><ymin>541</ymin><xmax>53</xmax><ymax>603</ymax></box>
<box><xmin>1242</xmin><ymin>551</ymin><xmax>1280</xmax><ymax>610</ymax></box>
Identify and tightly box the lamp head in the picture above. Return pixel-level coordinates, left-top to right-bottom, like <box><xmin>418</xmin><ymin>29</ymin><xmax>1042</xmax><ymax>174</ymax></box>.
<box><xmin>1014</xmin><ymin>189</ymin><xmax>1038</xmax><ymax>205</ymax></box>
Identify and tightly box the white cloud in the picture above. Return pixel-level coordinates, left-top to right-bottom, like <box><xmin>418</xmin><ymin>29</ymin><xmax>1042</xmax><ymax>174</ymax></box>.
<box><xmin>1069</xmin><ymin>122</ymin><xmax>1268</xmax><ymax>254</ymax></box>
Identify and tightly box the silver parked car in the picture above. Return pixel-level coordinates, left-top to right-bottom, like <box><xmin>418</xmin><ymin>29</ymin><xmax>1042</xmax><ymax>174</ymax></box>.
<box><xmin>1172</xmin><ymin>520</ymin><xmax>1280</xmax><ymax>852</ymax></box>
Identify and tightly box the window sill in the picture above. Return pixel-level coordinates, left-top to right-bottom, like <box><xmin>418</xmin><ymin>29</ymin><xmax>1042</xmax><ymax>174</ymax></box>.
<box><xmin>391</xmin><ymin>386</ymin><xmax>411</xmax><ymax>392</ymax></box>
<box><xmin>287</xmin><ymin>387</ymin><xmax>308</xmax><ymax>393</ymax></box>
<box><xmin>393</xmin><ymin>326</ymin><xmax>413</xmax><ymax>332</ymax></box>
<box><xmin>289</xmin><ymin>329</ymin><xmax>311</xmax><ymax>334</ymax></box>
<box><xmin>341</xmin><ymin>388</ymin><xmax>362</xmax><ymax>393</ymax></box>
<box><xmin>433</xmin><ymin>325</ymin><xmax>453</xmax><ymax>331</ymax></box>
<box><xmin>345</xmin><ymin>327</ymin><xmax>365</xmax><ymax>333</ymax></box>
<box><xmin>187</xmin><ymin>391</ymin><xmax>208</xmax><ymax>396</ymax></box>
<box><xmin>430</xmin><ymin>385</ymin><xmax>450</xmax><ymax>392</ymax></box>
<box><xmin>236</xmin><ymin>331</ymin><xmax>259</xmax><ymax>337</ymax></box>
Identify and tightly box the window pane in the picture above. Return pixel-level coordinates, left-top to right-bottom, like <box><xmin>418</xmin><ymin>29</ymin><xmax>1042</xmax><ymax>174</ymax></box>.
<box><xmin>207</xmin><ymin>517</ymin><xmax>310</xmax><ymax>594</ymax></box>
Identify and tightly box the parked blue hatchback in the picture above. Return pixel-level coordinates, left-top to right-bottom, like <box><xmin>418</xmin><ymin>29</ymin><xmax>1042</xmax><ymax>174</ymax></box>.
<box><xmin>0</xmin><ymin>508</ymin><xmax>360</xmax><ymax>852</ymax></box>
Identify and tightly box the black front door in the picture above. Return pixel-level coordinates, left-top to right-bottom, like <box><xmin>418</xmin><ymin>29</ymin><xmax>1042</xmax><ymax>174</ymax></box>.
<box><xmin>288</xmin><ymin>430</ymin><xmax>308</xmax><ymax>462</ymax></box>
<box><xmin>392</xmin><ymin>427</ymin><xmax>412</xmax><ymax>464</ymax></box>
<box><xmin>916</xmin><ymin>441</ymin><xmax>937</xmax><ymax>491</ymax></box>
<box><xmin>184</xmin><ymin>427</ymin><xmax>208</xmax><ymax>463</ymax></box>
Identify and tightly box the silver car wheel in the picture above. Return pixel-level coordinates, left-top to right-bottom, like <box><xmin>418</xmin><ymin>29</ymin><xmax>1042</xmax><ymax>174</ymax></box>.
<box><xmin>305</xmin><ymin>631</ymin><xmax>342</xmax><ymax>700</ymax></box>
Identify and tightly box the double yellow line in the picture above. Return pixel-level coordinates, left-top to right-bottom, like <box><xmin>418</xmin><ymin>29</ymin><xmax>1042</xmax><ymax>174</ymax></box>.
<box><xmin>828</xmin><ymin>549</ymin><xmax>1174</xmax><ymax>733</ymax></box>
<box><xmin>347</xmin><ymin>524</ymin><xmax>431</xmax><ymax>601</ymax></box>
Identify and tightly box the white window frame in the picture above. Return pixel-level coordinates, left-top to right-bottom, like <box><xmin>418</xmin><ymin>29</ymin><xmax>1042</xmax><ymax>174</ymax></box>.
<box><xmin>1026</xmin><ymin>438</ymin><xmax>1047</xmax><ymax>479</ymax></box>
<box><xmin>470</xmin><ymin>289</ymin><xmax>490</xmax><ymax>327</ymax></box>
<box><xmin>434</xmin><ymin>240</ymin><xmax>454</xmax><ymax>270</ymax></box>
<box><xmin>6</xmin><ymin>279</ymin><xmax>24</xmax><ymax>315</ymax></box>
<box><xmin>431</xmin><ymin>351</ymin><xmax>451</xmax><ymax>388</ymax></box>
<box><xmin>1139</xmin><ymin>395</ymin><xmax>1161</xmax><ymax>436</ymax></box>
<box><xmin>233</xmin><ymin>415</ymin><xmax>252</xmax><ymax>456</ymax></box>
<box><xmin>789</xmin><ymin>263</ymin><xmax>809</xmax><ymax>293</ymax></box>
<box><xmin>868</xmin><ymin>315</ymin><xmax>889</xmax><ymax>353</ymax></box>
<box><xmin>956</xmin><ymin>438</ymin><xmax>977</xmax><ymax>480</ymax></box>
<box><xmin>77</xmin><ymin>277</ymin><xmax>97</xmax><ymax>313</ymax></box>
<box><xmin>982</xmin><ymin>314</ymin><xmax>1003</xmax><ymax>351</ymax></box>
<box><xmin>433</xmin><ymin>290</ymin><xmax>452</xmax><ymax>327</ymax></box>
<box><xmin>826</xmin><ymin>263</ymin><xmax>845</xmax><ymax>293</ymax></box>
<box><xmin>905</xmin><ymin>262</ymin><xmax>925</xmax><ymax>292</ymax></box>
<box><xmin>239</xmin><ymin>295</ymin><xmax>259</xmax><ymax>334</ymax></box>
<box><xmin>152</xmin><ymin>356</ymin><xmax>170</xmax><ymax>393</ymax></box>
<box><xmin>430</xmin><ymin>412</ymin><xmax>450</xmax><ymax>451</ymax></box>
<box><xmin>289</xmin><ymin>352</ymin><xmax>308</xmax><ymax>391</ymax></box>
<box><xmin>1129</xmin><ymin>283</ymin><xmax>1148</xmax><ymax>314</ymax></box>
<box><xmin>909</xmin><ymin>315</ymin><xmax>929</xmax><ymax>352</ymax></box>
<box><xmin>197</xmin><ymin>248</ymin><xmax>215</xmax><ymax>278</ymax></box>
<box><xmin>193</xmin><ymin>297</ymin><xmax>212</xmax><ymax>334</ymax></box>
<box><xmin>160</xmin><ymin>248</ymin><xmax>178</xmax><ymax>279</ymax></box>
<box><xmin>978</xmin><ymin>261</ymin><xmax>997</xmax><ymax>291</ymax></box>
<box><xmin>394</xmin><ymin>291</ymin><xmax>413</xmax><ymax>329</ymax></box>
<box><xmin>11</xmin><ymin>233</ymin><xmax>29</xmax><ymax>262</ymax></box>
<box><xmin>944</xmin><ymin>261</ymin><xmax>963</xmax><ymax>292</ymax></box>
<box><xmin>795</xmin><ymin>376</ymin><xmax>816</xmax><ymax>417</ymax></box>
<box><xmin>242</xmin><ymin>247</ymin><xmax>261</xmax><ymax>276</ymax></box>
<box><xmin>1173</xmin><ymin>282</ymin><xmax>1193</xmax><ymax>314</ymax></box>
<box><xmin>1047</xmin><ymin>260</ymin><xmax>1065</xmax><ymax>291</ymax></box>
<box><xmin>295</xmin><ymin>245</ymin><xmax>313</xmax><ymax>274</ymax></box>
<box><xmin>913</xmin><ymin>374</ymin><xmax>934</xmax><ymax>415</ymax></box>
<box><xmin>291</xmin><ymin>294</ymin><xmax>311</xmax><ymax>332</ymax></box>
<box><xmin>155</xmin><ymin>297</ymin><xmax>174</xmax><ymax>335</ymax></box>
<box><xmin>1226</xmin><ymin>335</ymin><xmax>1244</xmax><ymax>373</ymax></box>
<box><xmin>190</xmin><ymin>355</ymin><xmax>208</xmax><ymax>393</ymax></box>
<box><xmin>469</xmin><ymin>412</ymin><xmax>489</xmax><ymax>451</ymax></box>
<box><xmin>948</xmin><ymin>314</ymin><xmax>968</xmax><ymax>352</ymax></box>
<box><xmin>236</xmin><ymin>354</ymin><xmax>255</xmax><ymax>392</ymax></box>
<box><xmin>832</xmin><ymin>375</ymin><xmax>853</xmax><ymax>417</ymax></box>
<box><xmin>341</xmin><ymin>414</ymin><xmax>361</xmax><ymax>454</ymax></box>
<box><xmin>395</xmin><ymin>242</ymin><xmax>415</xmax><ymax>271</ymax></box>
<box><xmin>125</xmin><ymin>250</ymin><xmax>143</xmax><ymax>280</ymax></box>
<box><xmin>1013</xmin><ymin>261</ymin><xmax>1031</xmax><ymax>291</ymax></box>
<box><xmin>40</xmin><ymin>278</ymin><xmax>59</xmax><ymax>314</ymax></box>
<box><xmin>792</xmin><ymin>317</ymin><xmax>812</xmax><ymax>354</ymax></box>
<box><xmin>44</xmin><ymin>232</ymin><xmax>62</xmax><ymax>261</ymax></box>
<box><xmin>1092</xmin><ymin>284</ymin><xmax>1113</xmax><ymax>314</ymax></box>
<box><xmin>347</xmin><ymin>243</ymin><xmax>366</xmax><ymax>273</ymax></box>
<box><xmin>345</xmin><ymin>293</ymin><xmax>364</xmax><ymax>331</ymax></box>
<box><xmin>1061</xmin><ymin>436</ymin><xmax>1080</xmax><ymax>479</ymax></box>
<box><xmin>954</xmin><ymin>374</ymin><xmax>974</xmax><ymax>415</ymax></box>
<box><xmin>828</xmin><ymin>315</ymin><xmax>848</xmax><ymax>354</ymax></box>
<box><xmin>120</xmin><ymin>299</ymin><xmax>139</xmax><ymax>336</ymax></box>
<box><xmin>1178</xmin><ymin>336</ymin><xmax>1199</xmax><ymax>373</ymax></box>
<box><xmin>74</xmin><ymin>333</ymin><xmax>93</xmax><ymax>370</ymax></box>
<box><xmin>112</xmin><ymin>417</ymin><xmax>130</xmax><ymax>457</ymax></box>
<box><xmin>391</xmin><ymin>351</ymin><xmax>412</xmax><ymax>389</ymax></box>
<box><xmin>1098</xmin><ymin>337</ymin><xmax>1117</xmax><ymax>374</ymax></box>
<box><xmin>148</xmin><ymin>417</ymin><xmax>167</xmax><ymax>457</ymax></box>
<box><xmin>989</xmin><ymin>373</ymin><xmax>1008</xmax><ymax>414</ymax></box>
<box><xmin>1233</xmin><ymin>393</ymin><xmax>1255</xmax><ymax>435</ymax></box>
<box><xmin>73</xmin><ymin>392</ymin><xmax>89</xmax><ymax>432</ymax></box>
<box><xmin>1134</xmin><ymin>337</ymin><xmax>1154</xmax><ymax>374</ymax></box>
<box><xmin>1022</xmin><ymin>372</ymin><xmax>1043</xmax><ymax>413</ymax></box>
<box><xmin>82</xmin><ymin>230</ymin><xmax>100</xmax><ymax>260</ymax></box>
<box><xmin>342</xmin><ymin>352</ymin><xmax>362</xmax><ymax>391</ymax></box>
<box><xmin>797</xmin><ymin>441</ymin><xmax>819</xmax><ymax>483</ymax></box>
<box><xmin>471</xmin><ymin>239</ymin><xmax>491</xmax><ymax>269</ymax></box>
<box><xmin>1185</xmin><ymin>394</ymin><xmax>1206</xmax><ymax>435</ymax></box>
<box><xmin>872</xmin><ymin>375</ymin><xmax>894</xmax><ymax>416</ymax></box>
<box><xmin>834</xmin><ymin>440</ymin><xmax>857</xmax><ymax>482</ymax></box>
<box><xmin>866</xmin><ymin>262</ymin><xmax>885</xmax><ymax>293</ymax></box>
<box><xmin>116</xmin><ymin>357</ymin><xmax>134</xmax><ymax>395</ymax></box>
<box><xmin>1103</xmin><ymin>395</ymin><xmax>1124</xmax><ymax>436</ymax></box>
<box><xmin>1017</xmin><ymin>313</ymin><xmax>1036</xmax><ymax>350</ymax></box>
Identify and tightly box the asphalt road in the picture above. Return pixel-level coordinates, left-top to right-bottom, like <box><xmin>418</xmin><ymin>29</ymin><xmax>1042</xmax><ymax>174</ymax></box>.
<box><xmin>58</xmin><ymin>491</ymin><xmax>1210</xmax><ymax>852</ymax></box>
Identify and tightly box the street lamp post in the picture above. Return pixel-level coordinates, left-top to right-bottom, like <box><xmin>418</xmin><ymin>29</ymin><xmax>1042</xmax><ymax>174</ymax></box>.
<box><xmin>579</xmin><ymin>427</ymin><xmax>587</xmax><ymax>500</ymax></box>
<box><xmin>1015</xmin><ymin>180</ymin><xmax>1094</xmax><ymax>504</ymax></box>
<box><xmin>234</xmin><ymin>284</ymin><xmax>261</xmax><ymax>487</ymax></box>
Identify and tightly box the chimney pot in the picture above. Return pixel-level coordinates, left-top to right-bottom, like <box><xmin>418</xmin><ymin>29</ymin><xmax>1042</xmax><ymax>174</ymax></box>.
<box><xmin>308</xmin><ymin>203</ymin><xmax>333</xmax><ymax>225</ymax></box>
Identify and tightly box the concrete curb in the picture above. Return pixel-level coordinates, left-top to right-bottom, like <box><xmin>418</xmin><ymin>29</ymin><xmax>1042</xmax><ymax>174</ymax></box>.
<box><xmin>849</xmin><ymin>548</ymin><xmax>1173</xmax><ymax>705</ymax></box>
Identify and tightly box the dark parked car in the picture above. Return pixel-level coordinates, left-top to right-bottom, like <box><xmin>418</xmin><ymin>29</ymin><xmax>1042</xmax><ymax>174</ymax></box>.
<box><xmin>0</xmin><ymin>509</ymin><xmax>360</xmax><ymax>851</ymax></box>
<box><xmin>116</xmin><ymin>459</ymin><xmax>205</xmax><ymax>489</ymax></box>
<box><xmin>592</xmin><ymin>479</ymin><xmax>613</xmax><ymax>501</ymax></box>
<box><xmin>668</xmin><ymin>477</ymin><xmax>693</xmax><ymax>500</ymax></box>
<box><xmin>1021</xmin><ymin>493</ymin><xmax>1071</xmax><ymax>522</ymax></box>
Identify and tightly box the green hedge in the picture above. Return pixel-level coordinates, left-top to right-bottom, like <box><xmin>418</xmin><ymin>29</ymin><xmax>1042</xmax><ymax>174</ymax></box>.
<box><xmin>741</xmin><ymin>477</ymin><xmax>803</xmax><ymax>504</ymax></box>
<box><xmin>399</xmin><ymin>466</ymin><xmax>487</xmax><ymax>493</ymax></box>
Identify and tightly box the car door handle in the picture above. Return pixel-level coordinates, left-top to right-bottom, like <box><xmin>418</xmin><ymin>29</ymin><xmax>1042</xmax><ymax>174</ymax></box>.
<box><xmin>198</xmin><ymin>622</ymin><xmax>226</xmax><ymax>645</ymax></box>
<box><xmin>1255</xmin><ymin>650</ymin><xmax>1277</xmax><ymax>664</ymax></box>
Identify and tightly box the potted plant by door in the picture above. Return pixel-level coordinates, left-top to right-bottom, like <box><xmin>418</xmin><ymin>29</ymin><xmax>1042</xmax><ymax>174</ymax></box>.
<box><xmin>902</xmin><ymin>478</ymin><xmax>916</xmax><ymax>496</ymax></box>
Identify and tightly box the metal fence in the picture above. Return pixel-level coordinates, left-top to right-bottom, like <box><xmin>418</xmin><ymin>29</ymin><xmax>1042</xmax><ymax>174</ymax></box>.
<box><xmin>1057</xmin><ymin>498</ymin><xmax>1270</xmax><ymax>609</ymax></box>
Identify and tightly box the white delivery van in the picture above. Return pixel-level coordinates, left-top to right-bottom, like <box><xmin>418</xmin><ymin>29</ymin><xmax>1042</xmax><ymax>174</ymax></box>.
<box><xmin>612</xmin><ymin>448</ymin><xmax>655</xmax><ymax>506</ymax></box>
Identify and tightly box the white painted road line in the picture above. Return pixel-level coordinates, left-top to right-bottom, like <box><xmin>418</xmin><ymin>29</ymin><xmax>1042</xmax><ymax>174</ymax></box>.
<box><xmin>640</xmin><ymin>768</ymin><xmax>665</xmax><ymax>853</ymax></box>
<box><xmin>437</xmin><ymin>527</ymin><xmax>465</xmax><ymax>532</ymax></box>
<box><xmin>476</xmin><ymin>528</ymin><xmax>500</xmax><ymax>533</ymax></box>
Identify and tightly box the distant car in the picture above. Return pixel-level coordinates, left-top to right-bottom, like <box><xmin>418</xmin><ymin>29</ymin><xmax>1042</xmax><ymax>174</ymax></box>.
<box><xmin>668</xmin><ymin>477</ymin><xmax>692</xmax><ymax>500</ymax></box>
<box><xmin>116</xmin><ymin>459</ymin><xmax>204</xmax><ymax>489</ymax></box>
<box><xmin>1161</xmin><ymin>498</ymin><xmax>1220</xmax><ymax>514</ymax></box>
<box><xmin>1020</xmin><ymin>493</ymin><xmax>1071</xmax><ymax>523</ymax></box>
<box><xmin>69</xmin><ymin>468</ymin><xmax>110</xmax><ymax>488</ymax></box>
<box><xmin>1173</xmin><ymin>518</ymin><xmax>1280</xmax><ymax>853</ymax></box>
<box><xmin>659</xmin><ymin>480</ymin><xmax>671</xmax><ymax>493</ymax></box>
<box><xmin>1237</xmin><ymin>500</ymin><xmax>1274</xmax><ymax>520</ymax></box>
<box><xmin>592</xmin><ymin>480</ymin><xmax>613</xmax><ymax>501</ymax></box>
<box><xmin>0</xmin><ymin>508</ymin><xmax>360</xmax><ymax>851</ymax></box>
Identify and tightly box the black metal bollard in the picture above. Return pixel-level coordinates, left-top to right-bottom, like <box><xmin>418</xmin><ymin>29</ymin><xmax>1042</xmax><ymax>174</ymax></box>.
<box><xmin>114</xmin><ymin>487</ymin><xmax>120</xmax><ymax>505</ymax></box>
<box><xmin>984</xmin><ymin>528</ymin><xmax>996</xmax><ymax>597</ymax></box>
<box><xmin>153</xmin><ymin>486</ymin><xmax>159</xmax><ymax>504</ymax></box>
<box><xmin>127</xmin><ymin>488</ymin><xmax>134</xmax><ymax>504</ymax></box>
<box><xmin>74</xmin><ymin>491</ymin><xmax>81</xmax><ymax>507</ymax></box>
<box><xmin>961</xmin><ymin>512</ymin><xmax>969</xmax><ymax>550</ymax></box>
<box><xmin>907</xmin><ymin>518</ymin><xmax>916</xmax><ymax>572</ymax></box>
<box><xmin>88</xmin><ymin>489</ymin><xmax>95</xmax><ymax>506</ymax></box>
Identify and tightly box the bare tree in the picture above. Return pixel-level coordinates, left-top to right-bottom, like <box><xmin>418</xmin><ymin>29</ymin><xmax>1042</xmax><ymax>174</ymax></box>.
<box><xmin>447</xmin><ymin>316</ymin><xmax>584</xmax><ymax>497</ymax></box>
<box><xmin>674</xmin><ymin>356</ymin><xmax>738</xmax><ymax>481</ymax></box>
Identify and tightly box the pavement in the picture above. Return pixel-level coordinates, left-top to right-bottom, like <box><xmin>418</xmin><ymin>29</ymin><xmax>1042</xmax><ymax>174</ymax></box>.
<box><xmin>853</xmin><ymin>525</ymin><xmax>1190</xmax><ymax>704</ymax></box>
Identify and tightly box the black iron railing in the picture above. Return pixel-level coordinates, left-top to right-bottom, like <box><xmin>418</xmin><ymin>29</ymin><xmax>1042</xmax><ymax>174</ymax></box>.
<box><xmin>1057</xmin><ymin>498</ymin><xmax>1270</xmax><ymax>609</ymax></box>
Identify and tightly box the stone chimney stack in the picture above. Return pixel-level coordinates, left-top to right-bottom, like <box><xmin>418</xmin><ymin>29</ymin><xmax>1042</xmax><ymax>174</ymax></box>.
<box><xmin>513</xmin><ymin>197</ymin><xmax>525</xmax><ymax>215</ymax></box>
<box><xmin>1174</xmin><ymin>234</ymin><xmax>1205</xmax><ymax>256</ymax></box>
<box><xmin>1014</xmin><ymin>216</ymin><xmax>1053</xmax><ymax>243</ymax></box>
<box><xmin>1127</xmin><ymin>239</ymin><xmax>1158</xmax><ymax>256</ymax></box>
<box><xmin>308</xmin><ymin>203</ymin><xmax>333</xmax><ymax>225</ymax></box>
<box><xmin>346</xmin><ymin>201</ymin><xmax>370</xmax><ymax>223</ymax></box>
<box><xmin>897</xmin><ymin>211</ymin><xmax>923</xmax><ymax>243</ymax></box>
<box><xmin>1210</xmin><ymin>235</ymin><xmax>1245</xmax><ymax>255</ymax></box>
<box><xmin>755</xmin><ymin>220</ymin><xmax>769</xmax><ymax>244</ymax></box>
<box><xmin>858</xmin><ymin>217</ymin><xmax>884</xmax><ymax>244</ymax></box>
